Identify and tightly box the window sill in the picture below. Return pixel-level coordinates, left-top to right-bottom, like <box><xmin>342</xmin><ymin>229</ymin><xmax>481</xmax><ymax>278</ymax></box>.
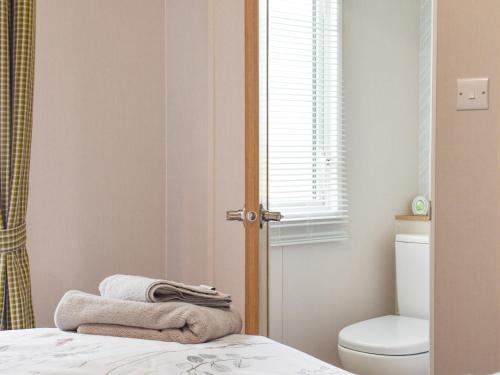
<box><xmin>395</xmin><ymin>215</ymin><xmax>430</xmax><ymax>222</ymax></box>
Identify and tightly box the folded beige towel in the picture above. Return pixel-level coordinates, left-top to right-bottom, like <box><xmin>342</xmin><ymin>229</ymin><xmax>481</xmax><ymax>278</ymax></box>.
<box><xmin>99</xmin><ymin>274</ymin><xmax>232</xmax><ymax>308</ymax></box>
<box><xmin>77</xmin><ymin>324</ymin><xmax>218</xmax><ymax>343</ymax></box>
<box><xmin>55</xmin><ymin>290</ymin><xmax>242</xmax><ymax>344</ymax></box>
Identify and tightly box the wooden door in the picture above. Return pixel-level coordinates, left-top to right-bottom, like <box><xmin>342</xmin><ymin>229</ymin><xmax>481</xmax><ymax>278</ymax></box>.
<box><xmin>244</xmin><ymin>0</ymin><xmax>260</xmax><ymax>335</ymax></box>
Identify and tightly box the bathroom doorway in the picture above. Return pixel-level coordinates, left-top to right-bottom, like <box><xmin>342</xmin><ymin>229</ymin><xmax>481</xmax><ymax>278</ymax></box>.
<box><xmin>243</xmin><ymin>0</ymin><xmax>435</xmax><ymax>368</ymax></box>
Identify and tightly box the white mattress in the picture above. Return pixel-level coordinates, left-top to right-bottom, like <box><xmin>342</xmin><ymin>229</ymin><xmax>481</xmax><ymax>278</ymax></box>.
<box><xmin>0</xmin><ymin>328</ymin><xmax>351</xmax><ymax>374</ymax></box>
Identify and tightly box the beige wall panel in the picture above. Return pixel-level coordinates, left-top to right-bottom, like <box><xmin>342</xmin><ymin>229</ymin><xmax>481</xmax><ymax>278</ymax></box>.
<box><xmin>213</xmin><ymin>0</ymin><xmax>246</xmax><ymax>323</ymax></box>
<box><xmin>30</xmin><ymin>0</ymin><xmax>166</xmax><ymax>327</ymax></box>
<box><xmin>166</xmin><ymin>0</ymin><xmax>214</xmax><ymax>285</ymax></box>
<box><xmin>434</xmin><ymin>0</ymin><xmax>500</xmax><ymax>374</ymax></box>
<box><xmin>165</xmin><ymin>0</ymin><xmax>245</xmax><ymax>319</ymax></box>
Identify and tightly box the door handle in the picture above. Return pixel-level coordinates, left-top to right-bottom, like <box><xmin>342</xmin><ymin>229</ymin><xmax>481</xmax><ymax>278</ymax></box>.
<box><xmin>226</xmin><ymin>206</ymin><xmax>282</xmax><ymax>225</ymax></box>
<box><xmin>260</xmin><ymin>204</ymin><xmax>283</xmax><ymax>224</ymax></box>
<box><xmin>226</xmin><ymin>209</ymin><xmax>245</xmax><ymax>222</ymax></box>
<box><xmin>261</xmin><ymin>209</ymin><xmax>282</xmax><ymax>222</ymax></box>
<box><xmin>226</xmin><ymin>208</ymin><xmax>259</xmax><ymax>223</ymax></box>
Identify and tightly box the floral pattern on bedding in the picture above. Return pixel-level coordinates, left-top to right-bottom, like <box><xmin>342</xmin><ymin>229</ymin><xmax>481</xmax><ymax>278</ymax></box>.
<box><xmin>0</xmin><ymin>328</ymin><xmax>352</xmax><ymax>375</ymax></box>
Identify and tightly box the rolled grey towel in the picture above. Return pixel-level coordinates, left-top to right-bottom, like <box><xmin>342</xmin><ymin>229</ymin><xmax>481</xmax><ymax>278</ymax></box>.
<box><xmin>54</xmin><ymin>290</ymin><xmax>242</xmax><ymax>344</ymax></box>
<box><xmin>99</xmin><ymin>274</ymin><xmax>232</xmax><ymax>308</ymax></box>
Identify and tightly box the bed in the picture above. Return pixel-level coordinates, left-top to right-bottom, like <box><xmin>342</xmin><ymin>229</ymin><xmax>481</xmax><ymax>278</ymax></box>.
<box><xmin>0</xmin><ymin>328</ymin><xmax>352</xmax><ymax>374</ymax></box>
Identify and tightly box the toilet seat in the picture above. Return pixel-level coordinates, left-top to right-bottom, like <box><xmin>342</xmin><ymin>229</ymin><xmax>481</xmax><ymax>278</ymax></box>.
<box><xmin>338</xmin><ymin>315</ymin><xmax>429</xmax><ymax>356</ymax></box>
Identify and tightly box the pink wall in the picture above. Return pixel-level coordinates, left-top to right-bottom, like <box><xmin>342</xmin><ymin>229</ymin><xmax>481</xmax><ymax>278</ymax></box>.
<box><xmin>166</xmin><ymin>0</ymin><xmax>215</xmax><ymax>286</ymax></box>
<box><xmin>166</xmin><ymin>0</ymin><xmax>246</xmax><ymax>320</ymax></box>
<box><xmin>434</xmin><ymin>0</ymin><xmax>500</xmax><ymax>373</ymax></box>
<box><xmin>28</xmin><ymin>0</ymin><xmax>166</xmax><ymax>327</ymax></box>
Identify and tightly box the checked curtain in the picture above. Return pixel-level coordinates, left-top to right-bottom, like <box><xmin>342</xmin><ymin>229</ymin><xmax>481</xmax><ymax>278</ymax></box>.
<box><xmin>0</xmin><ymin>0</ymin><xmax>36</xmax><ymax>330</ymax></box>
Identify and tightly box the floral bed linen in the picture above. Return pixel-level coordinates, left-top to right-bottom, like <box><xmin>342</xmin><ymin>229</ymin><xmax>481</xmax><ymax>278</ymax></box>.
<box><xmin>0</xmin><ymin>328</ymin><xmax>352</xmax><ymax>374</ymax></box>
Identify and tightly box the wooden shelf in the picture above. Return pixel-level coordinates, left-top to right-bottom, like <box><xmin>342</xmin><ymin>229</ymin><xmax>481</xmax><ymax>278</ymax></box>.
<box><xmin>395</xmin><ymin>215</ymin><xmax>430</xmax><ymax>222</ymax></box>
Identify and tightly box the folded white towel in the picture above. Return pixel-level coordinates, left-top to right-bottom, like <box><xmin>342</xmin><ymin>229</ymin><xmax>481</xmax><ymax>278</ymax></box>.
<box><xmin>54</xmin><ymin>290</ymin><xmax>242</xmax><ymax>344</ymax></box>
<box><xmin>99</xmin><ymin>274</ymin><xmax>232</xmax><ymax>308</ymax></box>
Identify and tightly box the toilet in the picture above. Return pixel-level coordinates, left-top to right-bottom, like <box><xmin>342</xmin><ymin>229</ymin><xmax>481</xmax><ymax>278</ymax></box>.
<box><xmin>338</xmin><ymin>234</ymin><xmax>430</xmax><ymax>375</ymax></box>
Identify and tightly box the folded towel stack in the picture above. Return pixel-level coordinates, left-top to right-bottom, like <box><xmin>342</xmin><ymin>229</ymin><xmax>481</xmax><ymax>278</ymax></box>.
<box><xmin>54</xmin><ymin>275</ymin><xmax>242</xmax><ymax>344</ymax></box>
<box><xmin>99</xmin><ymin>274</ymin><xmax>232</xmax><ymax>308</ymax></box>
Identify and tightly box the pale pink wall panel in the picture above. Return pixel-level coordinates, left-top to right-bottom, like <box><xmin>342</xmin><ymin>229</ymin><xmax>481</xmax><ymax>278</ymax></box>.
<box><xmin>434</xmin><ymin>0</ymin><xmax>500</xmax><ymax>373</ymax></box>
<box><xmin>29</xmin><ymin>0</ymin><xmax>166</xmax><ymax>327</ymax></box>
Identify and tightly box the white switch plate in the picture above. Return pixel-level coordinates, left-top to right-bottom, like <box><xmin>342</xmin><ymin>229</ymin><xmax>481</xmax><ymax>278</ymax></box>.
<box><xmin>457</xmin><ymin>78</ymin><xmax>489</xmax><ymax>111</ymax></box>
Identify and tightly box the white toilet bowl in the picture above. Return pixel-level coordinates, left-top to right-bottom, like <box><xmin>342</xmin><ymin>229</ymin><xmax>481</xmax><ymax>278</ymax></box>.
<box><xmin>338</xmin><ymin>235</ymin><xmax>430</xmax><ymax>375</ymax></box>
<box><xmin>338</xmin><ymin>315</ymin><xmax>429</xmax><ymax>375</ymax></box>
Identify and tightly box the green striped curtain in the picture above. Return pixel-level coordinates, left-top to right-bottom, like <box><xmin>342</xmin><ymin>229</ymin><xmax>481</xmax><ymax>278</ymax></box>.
<box><xmin>0</xmin><ymin>0</ymin><xmax>36</xmax><ymax>330</ymax></box>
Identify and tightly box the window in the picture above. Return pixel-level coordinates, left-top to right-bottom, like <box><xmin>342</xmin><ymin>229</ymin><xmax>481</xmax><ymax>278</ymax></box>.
<box><xmin>261</xmin><ymin>0</ymin><xmax>347</xmax><ymax>246</ymax></box>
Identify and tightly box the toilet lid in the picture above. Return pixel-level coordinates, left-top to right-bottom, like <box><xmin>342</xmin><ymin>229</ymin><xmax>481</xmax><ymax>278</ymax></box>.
<box><xmin>338</xmin><ymin>315</ymin><xmax>429</xmax><ymax>356</ymax></box>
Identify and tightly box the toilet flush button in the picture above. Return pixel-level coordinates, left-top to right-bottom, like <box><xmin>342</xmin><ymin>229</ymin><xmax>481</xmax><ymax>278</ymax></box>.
<box><xmin>457</xmin><ymin>78</ymin><xmax>489</xmax><ymax>111</ymax></box>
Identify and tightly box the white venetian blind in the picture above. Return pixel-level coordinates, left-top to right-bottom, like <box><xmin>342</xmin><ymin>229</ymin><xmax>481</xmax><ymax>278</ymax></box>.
<box><xmin>262</xmin><ymin>0</ymin><xmax>347</xmax><ymax>246</ymax></box>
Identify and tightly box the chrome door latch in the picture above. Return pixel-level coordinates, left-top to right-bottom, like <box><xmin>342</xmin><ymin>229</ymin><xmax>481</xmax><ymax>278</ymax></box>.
<box><xmin>226</xmin><ymin>209</ymin><xmax>258</xmax><ymax>223</ymax></box>
<box><xmin>259</xmin><ymin>204</ymin><xmax>282</xmax><ymax>228</ymax></box>
<box><xmin>226</xmin><ymin>205</ymin><xmax>282</xmax><ymax>226</ymax></box>
<box><xmin>246</xmin><ymin>210</ymin><xmax>258</xmax><ymax>222</ymax></box>
<box><xmin>261</xmin><ymin>210</ymin><xmax>282</xmax><ymax>222</ymax></box>
<box><xmin>226</xmin><ymin>209</ymin><xmax>245</xmax><ymax>222</ymax></box>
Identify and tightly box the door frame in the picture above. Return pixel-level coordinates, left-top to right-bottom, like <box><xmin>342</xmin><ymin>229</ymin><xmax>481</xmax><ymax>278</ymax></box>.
<box><xmin>245</xmin><ymin>2</ymin><xmax>440</xmax><ymax>373</ymax></box>
<box><xmin>244</xmin><ymin>0</ymin><xmax>260</xmax><ymax>335</ymax></box>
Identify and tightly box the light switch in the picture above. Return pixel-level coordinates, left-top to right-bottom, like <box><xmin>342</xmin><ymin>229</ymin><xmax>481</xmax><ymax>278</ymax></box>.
<box><xmin>457</xmin><ymin>78</ymin><xmax>489</xmax><ymax>111</ymax></box>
